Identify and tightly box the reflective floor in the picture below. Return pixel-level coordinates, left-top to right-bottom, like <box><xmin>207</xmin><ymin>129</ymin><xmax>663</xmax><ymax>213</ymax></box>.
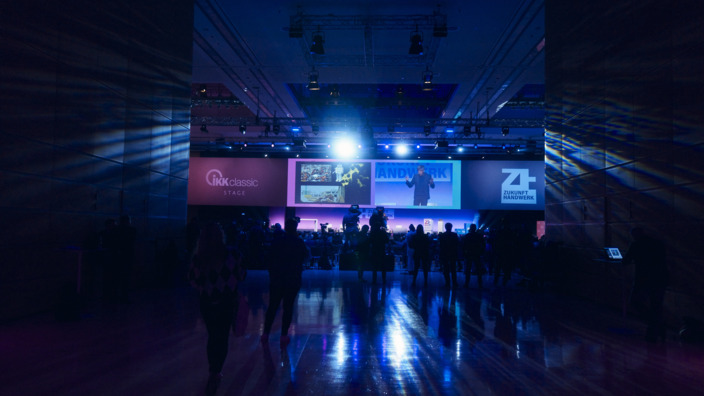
<box><xmin>2</xmin><ymin>270</ymin><xmax>704</xmax><ymax>395</ymax></box>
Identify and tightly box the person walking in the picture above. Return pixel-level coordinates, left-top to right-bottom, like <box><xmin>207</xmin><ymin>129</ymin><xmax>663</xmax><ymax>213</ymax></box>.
<box><xmin>261</xmin><ymin>218</ymin><xmax>308</xmax><ymax>347</ymax></box>
<box><xmin>188</xmin><ymin>222</ymin><xmax>244</xmax><ymax>395</ymax></box>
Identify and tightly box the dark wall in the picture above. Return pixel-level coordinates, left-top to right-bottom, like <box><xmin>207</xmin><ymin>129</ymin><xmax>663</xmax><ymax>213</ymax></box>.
<box><xmin>0</xmin><ymin>0</ymin><xmax>194</xmax><ymax>319</ymax></box>
<box><xmin>545</xmin><ymin>0</ymin><xmax>704</xmax><ymax>322</ymax></box>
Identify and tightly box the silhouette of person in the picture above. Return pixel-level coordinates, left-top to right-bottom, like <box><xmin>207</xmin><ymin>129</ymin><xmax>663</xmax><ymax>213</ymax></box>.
<box><xmin>114</xmin><ymin>214</ymin><xmax>136</xmax><ymax>303</ymax></box>
<box><xmin>411</xmin><ymin>224</ymin><xmax>431</xmax><ymax>286</ymax></box>
<box><xmin>188</xmin><ymin>222</ymin><xmax>243</xmax><ymax>395</ymax></box>
<box><xmin>438</xmin><ymin>222</ymin><xmax>459</xmax><ymax>288</ymax></box>
<box><xmin>369</xmin><ymin>223</ymin><xmax>390</xmax><ymax>284</ymax></box>
<box><xmin>343</xmin><ymin>205</ymin><xmax>361</xmax><ymax>233</ymax></box>
<box><xmin>463</xmin><ymin>224</ymin><xmax>486</xmax><ymax>288</ymax></box>
<box><xmin>404</xmin><ymin>224</ymin><xmax>416</xmax><ymax>269</ymax></box>
<box><xmin>493</xmin><ymin>221</ymin><xmax>514</xmax><ymax>286</ymax></box>
<box><xmin>623</xmin><ymin>227</ymin><xmax>668</xmax><ymax>342</ymax></box>
<box><xmin>405</xmin><ymin>165</ymin><xmax>435</xmax><ymax>206</ymax></box>
<box><xmin>357</xmin><ymin>224</ymin><xmax>370</xmax><ymax>281</ymax></box>
<box><xmin>369</xmin><ymin>206</ymin><xmax>387</xmax><ymax>230</ymax></box>
<box><xmin>343</xmin><ymin>205</ymin><xmax>361</xmax><ymax>254</ymax></box>
<box><xmin>261</xmin><ymin>218</ymin><xmax>308</xmax><ymax>347</ymax></box>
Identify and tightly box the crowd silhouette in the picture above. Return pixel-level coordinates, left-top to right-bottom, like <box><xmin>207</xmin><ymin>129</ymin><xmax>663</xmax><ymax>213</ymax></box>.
<box><xmin>83</xmin><ymin>211</ymin><xmax>669</xmax><ymax>395</ymax></box>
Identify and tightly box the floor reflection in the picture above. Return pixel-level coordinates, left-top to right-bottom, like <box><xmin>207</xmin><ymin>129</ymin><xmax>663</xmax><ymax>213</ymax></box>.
<box><xmin>241</xmin><ymin>270</ymin><xmax>704</xmax><ymax>395</ymax></box>
<box><xmin>2</xmin><ymin>269</ymin><xmax>704</xmax><ymax>395</ymax></box>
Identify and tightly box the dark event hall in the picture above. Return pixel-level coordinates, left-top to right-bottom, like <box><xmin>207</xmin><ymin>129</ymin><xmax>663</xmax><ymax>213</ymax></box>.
<box><xmin>2</xmin><ymin>1</ymin><xmax>704</xmax><ymax>395</ymax></box>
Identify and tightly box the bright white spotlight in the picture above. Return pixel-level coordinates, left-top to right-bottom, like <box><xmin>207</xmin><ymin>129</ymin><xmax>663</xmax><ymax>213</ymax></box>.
<box><xmin>332</xmin><ymin>138</ymin><xmax>357</xmax><ymax>158</ymax></box>
<box><xmin>395</xmin><ymin>144</ymin><xmax>409</xmax><ymax>156</ymax></box>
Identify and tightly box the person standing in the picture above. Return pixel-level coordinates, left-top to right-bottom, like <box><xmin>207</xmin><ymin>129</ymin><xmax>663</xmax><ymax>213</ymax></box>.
<box><xmin>369</xmin><ymin>223</ymin><xmax>390</xmax><ymax>284</ymax></box>
<box><xmin>357</xmin><ymin>224</ymin><xmax>370</xmax><ymax>281</ymax></box>
<box><xmin>342</xmin><ymin>205</ymin><xmax>361</xmax><ymax>254</ymax></box>
<box><xmin>623</xmin><ymin>227</ymin><xmax>668</xmax><ymax>342</ymax></box>
<box><xmin>261</xmin><ymin>218</ymin><xmax>308</xmax><ymax>347</ymax></box>
<box><xmin>438</xmin><ymin>222</ymin><xmax>459</xmax><ymax>288</ymax></box>
<box><xmin>188</xmin><ymin>222</ymin><xmax>243</xmax><ymax>395</ymax></box>
<box><xmin>404</xmin><ymin>224</ymin><xmax>416</xmax><ymax>270</ymax></box>
<box><xmin>411</xmin><ymin>224</ymin><xmax>431</xmax><ymax>286</ymax></box>
<box><xmin>462</xmin><ymin>224</ymin><xmax>486</xmax><ymax>288</ymax></box>
<box><xmin>405</xmin><ymin>165</ymin><xmax>435</xmax><ymax>206</ymax></box>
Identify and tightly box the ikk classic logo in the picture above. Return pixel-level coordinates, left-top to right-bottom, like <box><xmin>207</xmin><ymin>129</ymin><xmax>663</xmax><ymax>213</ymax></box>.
<box><xmin>501</xmin><ymin>168</ymin><xmax>536</xmax><ymax>204</ymax></box>
<box><xmin>206</xmin><ymin>169</ymin><xmax>260</xmax><ymax>196</ymax></box>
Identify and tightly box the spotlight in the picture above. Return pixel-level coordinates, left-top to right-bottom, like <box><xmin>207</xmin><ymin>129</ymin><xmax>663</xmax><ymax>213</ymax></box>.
<box><xmin>332</xmin><ymin>138</ymin><xmax>357</xmax><ymax>158</ymax></box>
<box><xmin>307</xmin><ymin>68</ymin><xmax>320</xmax><ymax>91</ymax></box>
<box><xmin>409</xmin><ymin>28</ymin><xmax>424</xmax><ymax>55</ymax></box>
<box><xmin>271</xmin><ymin>142</ymin><xmax>275</xmax><ymax>148</ymax></box>
<box><xmin>445</xmin><ymin>126</ymin><xmax>454</xmax><ymax>134</ymax></box>
<box><xmin>310</xmin><ymin>31</ymin><xmax>325</xmax><ymax>55</ymax></box>
<box><xmin>474</xmin><ymin>143</ymin><xmax>478</xmax><ymax>149</ymax></box>
<box><xmin>243</xmin><ymin>142</ymin><xmax>248</xmax><ymax>147</ymax></box>
<box><xmin>200</xmin><ymin>124</ymin><xmax>208</xmax><ymax>133</ymax></box>
<box><xmin>458</xmin><ymin>145</ymin><xmax>465</xmax><ymax>153</ymax></box>
<box><xmin>239</xmin><ymin>123</ymin><xmax>246</xmax><ymax>134</ymax></box>
<box><xmin>502</xmin><ymin>126</ymin><xmax>510</xmax><ymax>136</ymax></box>
<box><xmin>421</xmin><ymin>67</ymin><xmax>433</xmax><ymax>91</ymax></box>
<box><xmin>395</xmin><ymin>144</ymin><xmax>409</xmax><ymax>156</ymax></box>
<box><xmin>385</xmin><ymin>144</ymin><xmax>390</xmax><ymax>149</ymax></box>
<box><xmin>291</xmin><ymin>126</ymin><xmax>301</xmax><ymax>134</ymax></box>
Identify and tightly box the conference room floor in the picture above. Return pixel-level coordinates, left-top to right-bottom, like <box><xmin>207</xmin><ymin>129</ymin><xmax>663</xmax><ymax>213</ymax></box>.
<box><xmin>2</xmin><ymin>269</ymin><xmax>703</xmax><ymax>395</ymax></box>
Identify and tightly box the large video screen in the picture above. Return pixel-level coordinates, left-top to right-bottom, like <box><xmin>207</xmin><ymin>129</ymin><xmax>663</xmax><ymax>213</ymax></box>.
<box><xmin>287</xmin><ymin>160</ymin><xmax>373</xmax><ymax>207</ymax></box>
<box><xmin>374</xmin><ymin>160</ymin><xmax>462</xmax><ymax>209</ymax></box>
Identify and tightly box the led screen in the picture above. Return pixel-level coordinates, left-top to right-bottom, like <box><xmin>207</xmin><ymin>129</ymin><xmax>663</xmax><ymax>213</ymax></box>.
<box><xmin>287</xmin><ymin>160</ymin><xmax>373</xmax><ymax>207</ymax></box>
<box><xmin>374</xmin><ymin>160</ymin><xmax>462</xmax><ymax>209</ymax></box>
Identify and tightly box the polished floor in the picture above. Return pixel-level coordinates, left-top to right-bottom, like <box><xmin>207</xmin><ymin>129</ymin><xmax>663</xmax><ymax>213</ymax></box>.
<box><xmin>2</xmin><ymin>269</ymin><xmax>704</xmax><ymax>395</ymax></box>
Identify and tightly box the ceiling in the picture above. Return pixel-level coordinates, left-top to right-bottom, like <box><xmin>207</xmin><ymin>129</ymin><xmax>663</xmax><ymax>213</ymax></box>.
<box><xmin>190</xmin><ymin>0</ymin><xmax>545</xmax><ymax>158</ymax></box>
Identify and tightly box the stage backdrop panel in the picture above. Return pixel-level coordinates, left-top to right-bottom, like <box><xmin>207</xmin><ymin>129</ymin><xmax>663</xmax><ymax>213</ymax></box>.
<box><xmin>188</xmin><ymin>157</ymin><xmax>288</xmax><ymax>206</ymax></box>
<box><xmin>462</xmin><ymin>160</ymin><xmax>545</xmax><ymax>210</ymax></box>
